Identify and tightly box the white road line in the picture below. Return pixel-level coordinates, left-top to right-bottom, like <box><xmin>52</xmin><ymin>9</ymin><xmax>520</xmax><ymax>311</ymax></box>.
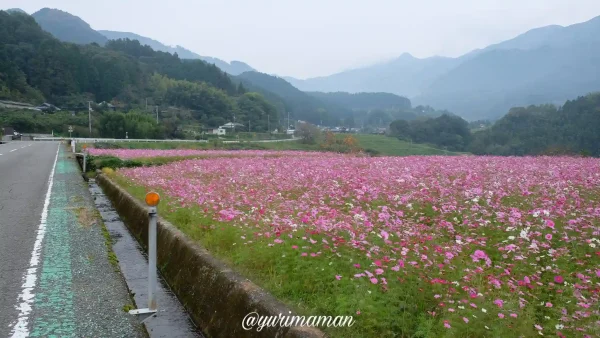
<box><xmin>10</xmin><ymin>149</ymin><xmax>17</xmax><ymax>152</ymax></box>
<box><xmin>9</xmin><ymin>145</ymin><xmax>60</xmax><ymax>338</ymax></box>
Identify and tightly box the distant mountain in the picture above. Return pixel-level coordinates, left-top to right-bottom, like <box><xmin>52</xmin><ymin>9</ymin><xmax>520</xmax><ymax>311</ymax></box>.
<box><xmin>99</xmin><ymin>30</ymin><xmax>199</xmax><ymax>58</ymax></box>
<box><xmin>27</xmin><ymin>9</ymin><xmax>254</xmax><ymax>75</ymax></box>
<box><xmin>307</xmin><ymin>92</ymin><xmax>411</xmax><ymax>111</ymax></box>
<box><xmin>416</xmin><ymin>16</ymin><xmax>600</xmax><ymax>120</ymax></box>
<box><xmin>6</xmin><ymin>8</ymin><xmax>27</xmax><ymax>15</ymax></box>
<box><xmin>31</xmin><ymin>8</ymin><xmax>107</xmax><ymax>45</ymax></box>
<box><xmin>287</xmin><ymin>53</ymin><xmax>460</xmax><ymax>98</ymax></box>
<box><xmin>291</xmin><ymin>15</ymin><xmax>600</xmax><ymax>120</ymax></box>
<box><xmin>236</xmin><ymin>71</ymin><xmax>351</xmax><ymax>125</ymax></box>
<box><xmin>99</xmin><ymin>30</ymin><xmax>254</xmax><ymax>75</ymax></box>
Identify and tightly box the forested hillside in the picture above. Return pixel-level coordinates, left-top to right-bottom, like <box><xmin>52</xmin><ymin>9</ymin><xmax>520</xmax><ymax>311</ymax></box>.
<box><xmin>387</xmin><ymin>92</ymin><xmax>600</xmax><ymax>156</ymax></box>
<box><xmin>236</xmin><ymin>71</ymin><xmax>350</xmax><ymax>125</ymax></box>
<box><xmin>307</xmin><ymin>92</ymin><xmax>411</xmax><ymax>111</ymax></box>
<box><xmin>99</xmin><ymin>30</ymin><xmax>255</xmax><ymax>75</ymax></box>
<box><xmin>469</xmin><ymin>93</ymin><xmax>600</xmax><ymax>156</ymax></box>
<box><xmin>0</xmin><ymin>10</ymin><xmax>278</xmax><ymax>137</ymax></box>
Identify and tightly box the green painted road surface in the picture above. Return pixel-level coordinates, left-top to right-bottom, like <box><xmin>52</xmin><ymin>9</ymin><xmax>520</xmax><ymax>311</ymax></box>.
<box><xmin>0</xmin><ymin>142</ymin><xmax>144</xmax><ymax>337</ymax></box>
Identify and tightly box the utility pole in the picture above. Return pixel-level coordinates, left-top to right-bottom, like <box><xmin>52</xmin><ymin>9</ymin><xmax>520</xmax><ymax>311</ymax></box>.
<box><xmin>155</xmin><ymin>105</ymin><xmax>159</xmax><ymax>123</ymax></box>
<box><xmin>287</xmin><ymin>112</ymin><xmax>290</xmax><ymax>131</ymax></box>
<box><xmin>268</xmin><ymin>115</ymin><xmax>270</xmax><ymax>133</ymax></box>
<box><xmin>88</xmin><ymin>101</ymin><xmax>93</xmax><ymax>137</ymax></box>
<box><xmin>248</xmin><ymin>119</ymin><xmax>250</xmax><ymax>132</ymax></box>
<box><xmin>146</xmin><ymin>98</ymin><xmax>148</xmax><ymax>112</ymax></box>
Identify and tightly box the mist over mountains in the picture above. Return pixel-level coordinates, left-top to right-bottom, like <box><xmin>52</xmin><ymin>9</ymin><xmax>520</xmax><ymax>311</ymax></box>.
<box><xmin>10</xmin><ymin>7</ymin><xmax>600</xmax><ymax>120</ymax></box>
<box><xmin>288</xmin><ymin>15</ymin><xmax>600</xmax><ymax>119</ymax></box>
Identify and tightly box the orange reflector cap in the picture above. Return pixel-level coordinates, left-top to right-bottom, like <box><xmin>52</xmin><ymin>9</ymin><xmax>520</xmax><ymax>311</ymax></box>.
<box><xmin>82</xmin><ymin>144</ymin><xmax>87</xmax><ymax>149</ymax></box>
<box><xmin>145</xmin><ymin>192</ymin><xmax>160</xmax><ymax>206</ymax></box>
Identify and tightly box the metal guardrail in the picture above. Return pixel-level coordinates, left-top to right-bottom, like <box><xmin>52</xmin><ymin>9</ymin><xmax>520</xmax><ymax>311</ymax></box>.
<box><xmin>33</xmin><ymin>137</ymin><xmax>300</xmax><ymax>143</ymax></box>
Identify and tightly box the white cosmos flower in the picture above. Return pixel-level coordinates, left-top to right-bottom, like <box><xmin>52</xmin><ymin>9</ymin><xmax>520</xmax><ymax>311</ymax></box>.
<box><xmin>520</xmin><ymin>228</ymin><xmax>530</xmax><ymax>240</ymax></box>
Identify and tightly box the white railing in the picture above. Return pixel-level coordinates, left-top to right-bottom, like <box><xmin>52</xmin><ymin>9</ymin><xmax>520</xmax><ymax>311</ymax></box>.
<box><xmin>33</xmin><ymin>137</ymin><xmax>300</xmax><ymax>143</ymax></box>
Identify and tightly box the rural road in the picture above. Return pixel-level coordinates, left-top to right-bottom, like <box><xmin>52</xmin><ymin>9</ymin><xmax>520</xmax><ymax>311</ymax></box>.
<box><xmin>0</xmin><ymin>141</ymin><xmax>144</xmax><ymax>337</ymax></box>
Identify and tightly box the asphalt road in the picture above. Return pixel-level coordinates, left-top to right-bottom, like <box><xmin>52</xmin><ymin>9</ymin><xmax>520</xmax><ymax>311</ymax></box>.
<box><xmin>0</xmin><ymin>141</ymin><xmax>144</xmax><ymax>337</ymax></box>
<box><xmin>0</xmin><ymin>141</ymin><xmax>59</xmax><ymax>336</ymax></box>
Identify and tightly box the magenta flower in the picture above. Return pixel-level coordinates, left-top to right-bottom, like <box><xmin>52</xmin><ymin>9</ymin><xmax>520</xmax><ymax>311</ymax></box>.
<box><xmin>554</xmin><ymin>275</ymin><xmax>564</xmax><ymax>284</ymax></box>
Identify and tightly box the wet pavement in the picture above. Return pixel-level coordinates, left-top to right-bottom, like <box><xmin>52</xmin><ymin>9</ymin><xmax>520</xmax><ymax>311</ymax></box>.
<box><xmin>89</xmin><ymin>181</ymin><xmax>202</xmax><ymax>338</ymax></box>
<box><xmin>0</xmin><ymin>143</ymin><xmax>144</xmax><ymax>337</ymax></box>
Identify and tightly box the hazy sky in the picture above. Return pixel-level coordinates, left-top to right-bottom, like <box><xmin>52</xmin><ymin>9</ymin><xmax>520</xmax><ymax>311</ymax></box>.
<box><xmin>4</xmin><ymin>0</ymin><xmax>600</xmax><ymax>78</ymax></box>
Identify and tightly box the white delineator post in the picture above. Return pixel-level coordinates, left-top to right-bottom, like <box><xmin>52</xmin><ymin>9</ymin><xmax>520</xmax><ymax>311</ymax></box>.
<box><xmin>147</xmin><ymin>204</ymin><xmax>158</xmax><ymax>311</ymax></box>
<box><xmin>82</xmin><ymin>146</ymin><xmax>87</xmax><ymax>172</ymax></box>
<box><xmin>129</xmin><ymin>192</ymin><xmax>160</xmax><ymax>316</ymax></box>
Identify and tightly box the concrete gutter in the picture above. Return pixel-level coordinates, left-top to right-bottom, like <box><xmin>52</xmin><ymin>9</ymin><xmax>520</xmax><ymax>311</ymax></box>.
<box><xmin>96</xmin><ymin>173</ymin><xmax>326</xmax><ymax>338</ymax></box>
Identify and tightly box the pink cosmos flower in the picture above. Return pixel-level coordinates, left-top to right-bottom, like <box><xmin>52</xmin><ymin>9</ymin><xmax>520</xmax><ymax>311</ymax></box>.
<box><xmin>545</xmin><ymin>234</ymin><xmax>552</xmax><ymax>240</ymax></box>
<box><xmin>554</xmin><ymin>275</ymin><xmax>564</xmax><ymax>284</ymax></box>
<box><xmin>463</xmin><ymin>317</ymin><xmax>469</xmax><ymax>324</ymax></box>
<box><xmin>291</xmin><ymin>245</ymin><xmax>298</xmax><ymax>249</ymax></box>
<box><xmin>370</xmin><ymin>278</ymin><xmax>378</xmax><ymax>284</ymax></box>
<box><xmin>498</xmin><ymin>313</ymin><xmax>505</xmax><ymax>319</ymax></box>
<box><xmin>545</xmin><ymin>302</ymin><xmax>552</xmax><ymax>307</ymax></box>
<box><xmin>494</xmin><ymin>299</ymin><xmax>504</xmax><ymax>308</ymax></box>
<box><xmin>510</xmin><ymin>313</ymin><xmax>518</xmax><ymax>318</ymax></box>
<box><xmin>546</xmin><ymin>220</ymin><xmax>555</xmax><ymax>229</ymax></box>
<box><xmin>375</xmin><ymin>268</ymin><xmax>384</xmax><ymax>275</ymax></box>
<box><xmin>335</xmin><ymin>275</ymin><xmax>342</xmax><ymax>280</ymax></box>
<box><xmin>443</xmin><ymin>321</ymin><xmax>451</xmax><ymax>329</ymax></box>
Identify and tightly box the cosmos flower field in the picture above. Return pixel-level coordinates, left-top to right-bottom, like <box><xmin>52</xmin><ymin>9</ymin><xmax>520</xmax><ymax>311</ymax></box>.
<box><xmin>112</xmin><ymin>150</ymin><xmax>600</xmax><ymax>337</ymax></box>
<box><xmin>88</xmin><ymin>148</ymin><xmax>322</xmax><ymax>159</ymax></box>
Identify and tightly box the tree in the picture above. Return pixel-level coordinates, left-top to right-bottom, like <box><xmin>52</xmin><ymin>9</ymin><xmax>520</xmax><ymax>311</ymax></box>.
<box><xmin>295</xmin><ymin>122</ymin><xmax>321</xmax><ymax>144</ymax></box>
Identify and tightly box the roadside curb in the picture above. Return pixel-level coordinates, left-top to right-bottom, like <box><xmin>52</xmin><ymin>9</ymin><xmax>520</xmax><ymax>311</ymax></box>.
<box><xmin>96</xmin><ymin>172</ymin><xmax>327</xmax><ymax>338</ymax></box>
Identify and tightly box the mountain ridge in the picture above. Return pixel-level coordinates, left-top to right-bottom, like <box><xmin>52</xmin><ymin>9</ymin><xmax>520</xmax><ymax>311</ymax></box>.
<box><xmin>31</xmin><ymin>8</ymin><xmax>108</xmax><ymax>45</ymax></box>
<box><xmin>99</xmin><ymin>30</ymin><xmax>255</xmax><ymax>75</ymax></box>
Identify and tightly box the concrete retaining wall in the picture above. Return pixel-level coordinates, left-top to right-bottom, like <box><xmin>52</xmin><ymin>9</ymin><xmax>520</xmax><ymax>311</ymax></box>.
<box><xmin>96</xmin><ymin>173</ymin><xmax>326</xmax><ymax>338</ymax></box>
